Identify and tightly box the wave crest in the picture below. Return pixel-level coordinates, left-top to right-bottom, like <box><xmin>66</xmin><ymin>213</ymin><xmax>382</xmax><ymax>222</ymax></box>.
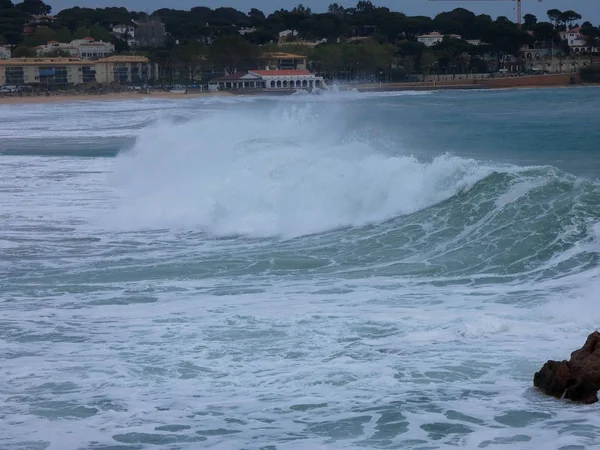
<box><xmin>107</xmin><ymin>106</ymin><xmax>492</xmax><ymax>238</ymax></box>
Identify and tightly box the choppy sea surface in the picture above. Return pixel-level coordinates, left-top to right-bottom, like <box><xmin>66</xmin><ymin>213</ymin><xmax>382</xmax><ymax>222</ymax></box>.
<box><xmin>1</xmin><ymin>87</ymin><xmax>600</xmax><ymax>450</ymax></box>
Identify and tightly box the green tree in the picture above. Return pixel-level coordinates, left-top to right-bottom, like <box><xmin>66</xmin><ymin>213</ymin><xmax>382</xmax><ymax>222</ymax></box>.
<box><xmin>245</xmin><ymin>29</ymin><xmax>278</xmax><ymax>45</ymax></box>
<box><xmin>355</xmin><ymin>1</ymin><xmax>375</xmax><ymax>14</ymax></box>
<box><xmin>403</xmin><ymin>16</ymin><xmax>433</xmax><ymax>38</ymax></box>
<box><xmin>547</xmin><ymin>9</ymin><xmax>562</xmax><ymax>29</ymax></box>
<box><xmin>523</xmin><ymin>14</ymin><xmax>537</xmax><ymax>30</ymax></box>
<box><xmin>534</xmin><ymin>22</ymin><xmax>559</xmax><ymax>57</ymax></box>
<box><xmin>248</xmin><ymin>8</ymin><xmax>265</xmax><ymax>26</ymax></box>
<box><xmin>54</xmin><ymin>26</ymin><xmax>72</xmax><ymax>42</ymax></box>
<box><xmin>579</xmin><ymin>65</ymin><xmax>600</xmax><ymax>82</ymax></box>
<box><xmin>433</xmin><ymin>37</ymin><xmax>476</xmax><ymax>73</ymax></box>
<box><xmin>26</xmin><ymin>25</ymin><xmax>56</xmax><ymax>46</ymax></box>
<box><xmin>397</xmin><ymin>39</ymin><xmax>427</xmax><ymax>72</ymax></box>
<box><xmin>341</xmin><ymin>40</ymin><xmax>394</xmax><ymax>79</ymax></box>
<box><xmin>89</xmin><ymin>24</ymin><xmax>111</xmax><ymax>41</ymax></box>
<box><xmin>298</xmin><ymin>13</ymin><xmax>347</xmax><ymax>41</ymax></box>
<box><xmin>328</xmin><ymin>3</ymin><xmax>345</xmax><ymax>16</ymax></box>
<box><xmin>582</xmin><ymin>29</ymin><xmax>600</xmax><ymax>64</ymax></box>
<box><xmin>173</xmin><ymin>40</ymin><xmax>209</xmax><ymax>83</ymax></box>
<box><xmin>560</xmin><ymin>10</ymin><xmax>582</xmax><ymax>29</ymax></box>
<box><xmin>113</xmin><ymin>37</ymin><xmax>128</xmax><ymax>53</ymax></box>
<box><xmin>16</xmin><ymin>0</ymin><xmax>50</xmax><ymax>15</ymax></box>
<box><xmin>12</xmin><ymin>45</ymin><xmax>36</xmax><ymax>57</ymax></box>
<box><xmin>209</xmin><ymin>35</ymin><xmax>263</xmax><ymax>74</ymax></box>
<box><xmin>420</xmin><ymin>50</ymin><xmax>437</xmax><ymax>78</ymax></box>
<box><xmin>310</xmin><ymin>44</ymin><xmax>343</xmax><ymax>76</ymax></box>
<box><xmin>482</xmin><ymin>20</ymin><xmax>533</xmax><ymax>71</ymax></box>
<box><xmin>378</xmin><ymin>12</ymin><xmax>407</xmax><ymax>42</ymax></box>
<box><xmin>73</xmin><ymin>26</ymin><xmax>91</xmax><ymax>39</ymax></box>
<box><xmin>432</xmin><ymin>8</ymin><xmax>479</xmax><ymax>38</ymax></box>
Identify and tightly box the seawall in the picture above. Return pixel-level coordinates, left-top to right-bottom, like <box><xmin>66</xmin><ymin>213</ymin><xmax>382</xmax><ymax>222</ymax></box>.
<box><xmin>483</xmin><ymin>73</ymin><xmax>577</xmax><ymax>89</ymax></box>
<box><xmin>354</xmin><ymin>73</ymin><xmax>579</xmax><ymax>92</ymax></box>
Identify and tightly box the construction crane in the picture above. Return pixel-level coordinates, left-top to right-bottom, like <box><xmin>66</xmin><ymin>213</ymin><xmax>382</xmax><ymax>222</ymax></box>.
<box><xmin>429</xmin><ymin>0</ymin><xmax>543</xmax><ymax>29</ymax></box>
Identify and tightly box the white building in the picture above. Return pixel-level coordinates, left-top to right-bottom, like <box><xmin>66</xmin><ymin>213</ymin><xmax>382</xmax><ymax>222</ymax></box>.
<box><xmin>466</xmin><ymin>39</ymin><xmax>484</xmax><ymax>46</ymax></box>
<box><xmin>0</xmin><ymin>46</ymin><xmax>11</xmax><ymax>59</ymax></box>
<box><xmin>560</xmin><ymin>27</ymin><xmax>598</xmax><ymax>54</ymax></box>
<box><xmin>209</xmin><ymin>69</ymin><xmax>324</xmax><ymax>91</ymax></box>
<box><xmin>35</xmin><ymin>38</ymin><xmax>115</xmax><ymax>60</ymax></box>
<box><xmin>417</xmin><ymin>31</ymin><xmax>462</xmax><ymax>47</ymax></box>
<box><xmin>73</xmin><ymin>38</ymin><xmax>115</xmax><ymax>59</ymax></box>
<box><xmin>238</xmin><ymin>27</ymin><xmax>257</xmax><ymax>35</ymax></box>
<box><xmin>112</xmin><ymin>24</ymin><xmax>135</xmax><ymax>38</ymax></box>
<box><xmin>111</xmin><ymin>24</ymin><xmax>138</xmax><ymax>47</ymax></box>
<box><xmin>279</xmin><ymin>29</ymin><xmax>299</xmax><ymax>43</ymax></box>
<box><xmin>34</xmin><ymin>40</ymin><xmax>77</xmax><ymax>57</ymax></box>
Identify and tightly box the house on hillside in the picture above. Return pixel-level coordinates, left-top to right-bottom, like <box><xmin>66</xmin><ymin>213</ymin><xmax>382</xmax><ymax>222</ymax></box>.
<box><xmin>35</xmin><ymin>38</ymin><xmax>115</xmax><ymax>60</ymax></box>
<box><xmin>238</xmin><ymin>27</ymin><xmax>257</xmax><ymax>35</ymax></box>
<box><xmin>417</xmin><ymin>31</ymin><xmax>462</xmax><ymax>47</ymax></box>
<box><xmin>34</xmin><ymin>41</ymin><xmax>77</xmax><ymax>57</ymax></box>
<box><xmin>112</xmin><ymin>24</ymin><xmax>136</xmax><ymax>38</ymax></box>
<box><xmin>520</xmin><ymin>32</ymin><xmax>552</xmax><ymax>60</ymax></box>
<box><xmin>279</xmin><ymin>29</ymin><xmax>300</xmax><ymax>43</ymax></box>
<box><xmin>0</xmin><ymin>46</ymin><xmax>11</xmax><ymax>60</ymax></box>
<box><xmin>560</xmin><ymin>27</ymin><xmax>599</xmax><ymax>54</ymax></box>
<box><xmin>22</xmin><ymin>15</ymin><xmax>56</xmax><ymax>38</ymax></box>
<box><xmin>134</xmin><ymin>19</ymin><xmax>166</xmax><ymax>47</ymax></box>
<box><xmin>111</xmin><ymin>24</ymin><xmax>138</xmax><ymax>48</ymax></box>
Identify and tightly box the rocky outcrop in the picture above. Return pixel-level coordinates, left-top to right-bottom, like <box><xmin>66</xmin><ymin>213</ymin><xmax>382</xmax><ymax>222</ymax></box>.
<box><xmin>534</xmin><ymin>331</ymin><xmax>600</xmax><ymax>404</ymax></box>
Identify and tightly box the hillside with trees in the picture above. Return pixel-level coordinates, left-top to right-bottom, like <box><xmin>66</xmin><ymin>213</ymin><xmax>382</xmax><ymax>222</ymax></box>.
<box><xmin>1</xmin><ymin>0</ymin><xmax>598</xmax><ymax>83</ymax></box>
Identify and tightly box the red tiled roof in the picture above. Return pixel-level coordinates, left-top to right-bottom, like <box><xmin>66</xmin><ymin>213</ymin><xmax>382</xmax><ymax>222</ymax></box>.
<box><xmin>211</xmin><ymin>72</ymin><xmax>249</xmax><ymax>81</ymax></box>
<box><xmin>83</xmin><ymin>37</ymin><xmax>95</xmax><ymax>41</ymax></box>
<box><xmin>250</xmin><ymin>70</ymin><xmax>312</xmax><ymax>76</ymax></box>
<box><xmin>47</xmin><ymin>40</ymin><xmax>60</xmax><ymax>44</ymax></box>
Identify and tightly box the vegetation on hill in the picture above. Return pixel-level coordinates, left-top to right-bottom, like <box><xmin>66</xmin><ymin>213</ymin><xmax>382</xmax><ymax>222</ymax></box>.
<box><xmin>1</xmin><ymin>0</ymin><xmax>599</xmax><ymax>83</ymax></box>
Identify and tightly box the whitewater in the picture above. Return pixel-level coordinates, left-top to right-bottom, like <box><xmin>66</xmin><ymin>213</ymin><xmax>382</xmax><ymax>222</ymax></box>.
<box><xmin>1</xmin><ymin>87</ymin><xmax>600</xmax><ymax>450</ymax></box>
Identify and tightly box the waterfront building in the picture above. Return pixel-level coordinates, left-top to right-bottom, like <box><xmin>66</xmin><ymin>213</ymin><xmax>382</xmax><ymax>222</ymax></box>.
<box><xmin>0</xmin><ymin>56</ymin><xmax>157</xmax><ymax>86</ymax></box>
<box><xmin>209</xmin><ymin>69</ymin><xmax>323</xmax><ymax>91</ymax></box>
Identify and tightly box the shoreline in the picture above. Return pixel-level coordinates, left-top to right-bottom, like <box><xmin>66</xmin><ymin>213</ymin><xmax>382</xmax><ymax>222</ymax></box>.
<box><xmin>1</xmin><ymin>81</ymin><xmax>597</xmax><ymax>105</ymax></box>
<box><xmin>0</xmin><ymin>90</ymin><xmax>234</xmax><ymax>105</ymax></box>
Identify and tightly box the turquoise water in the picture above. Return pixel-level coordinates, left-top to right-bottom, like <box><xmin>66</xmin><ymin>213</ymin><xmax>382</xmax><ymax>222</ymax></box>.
<box><xmin>1</xmin><ymin>87</ymin><xmax>600</xmax><ymax>449</ymax></box>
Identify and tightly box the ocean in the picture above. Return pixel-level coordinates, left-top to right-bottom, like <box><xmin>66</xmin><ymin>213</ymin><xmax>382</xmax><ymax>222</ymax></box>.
<box><xmin>1</xmin><ymin>87</ymin><xmax>600</xmax><ymax>450</ymax></box>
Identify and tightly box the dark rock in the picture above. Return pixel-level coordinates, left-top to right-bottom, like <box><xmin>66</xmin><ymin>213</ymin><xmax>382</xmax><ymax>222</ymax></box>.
<box><xmin>534</xmin><ymin>331</ymin><xmax>600</xmax><ymax>404</ymax></box>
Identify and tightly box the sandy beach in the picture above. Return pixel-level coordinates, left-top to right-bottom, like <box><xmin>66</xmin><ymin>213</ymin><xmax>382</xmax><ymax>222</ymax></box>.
<box><xmin>0</xmin><ymin>74</ymin><xmax>591</xmax><ymax>106</ymax></box>
<box><xmin>0</xmin><ymin>90</ymin><xmax>234</xmax><ymax>105</ymax></box>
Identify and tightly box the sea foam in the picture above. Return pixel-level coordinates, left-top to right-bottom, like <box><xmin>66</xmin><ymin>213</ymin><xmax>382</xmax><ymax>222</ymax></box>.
<box><xmin>108</xmin><ymin>103</ymin><xmax>493</xmax><ymax>238</ymax></box>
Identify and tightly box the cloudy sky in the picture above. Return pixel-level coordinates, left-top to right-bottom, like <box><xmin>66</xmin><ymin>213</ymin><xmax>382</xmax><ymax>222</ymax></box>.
<box><xmin>47</xmin><ymin>0</ymin><xmax>600</xmax><ymax>24</ymax></box>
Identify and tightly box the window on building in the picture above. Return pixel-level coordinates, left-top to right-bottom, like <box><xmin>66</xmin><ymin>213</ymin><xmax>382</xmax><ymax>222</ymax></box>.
<box><xmin>38</xmin><ymin>66</ymin><xmax>69</xmax><ymax>86</ymax></box>
<box><xmin>113</xmin><ymin>65</ymin><xmax>129</xmax><ymax>84</ymax></box>
<box><xmin>131</xmin><ymin>65</ymin><xmax>141</xmax><ymax>83</ymax></box>
<box><xmin>82</xmin><ymin>66</ymin><xmax>96</xmax><ymax>83</ymax></box>
<box><xmin>5</xmin><ymin>67</ymin><xmax>25</xmax><ymax>85</ymax></box>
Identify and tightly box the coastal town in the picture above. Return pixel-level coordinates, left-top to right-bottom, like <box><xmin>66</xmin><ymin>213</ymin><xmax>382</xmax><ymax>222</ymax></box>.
<box><xmin>0</xmin><ymin>0</ymin><xmax>599</xmax><ymax>98</ymax></box>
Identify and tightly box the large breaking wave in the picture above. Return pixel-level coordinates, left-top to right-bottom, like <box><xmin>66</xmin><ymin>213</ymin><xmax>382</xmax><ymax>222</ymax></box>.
<box><xmin>108</xmin><ymin>104</ymin><xmax>494</xmax><ymax>237</ymax></box>
<box><xmin>106</xmin><ymin>102</ymin><xmax>600</xmax><ymax>283</ymax></box>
